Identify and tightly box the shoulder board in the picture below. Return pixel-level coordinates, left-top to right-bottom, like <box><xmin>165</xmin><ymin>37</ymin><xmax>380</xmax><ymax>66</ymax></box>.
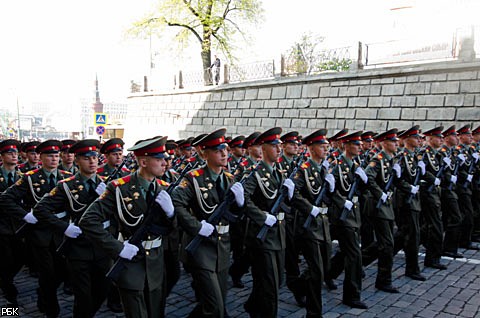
<box><xmin>121</xmin><ymin>167</ymin><xmax>130</xmax><ymax>172</ymax></box>
<box><xmin>99</xmin><ymin>175</ymin><xmax>108</xmax><ymax>181</ymax></box>
<box><xmin>188</xmin><ymin>168</ymin><xmax>204</xmax><ymax>178</ymax></box>
<box><xmin>224</xmin><ymin>171</ymin><xmax>234</xmax><ymax>179</ymax></box>
<box><xmin>440</xmin><ymin>147</ymin><xmax>447</xmax><ymax>153</ymax></box>
<box><xmin>240</xmin><ymin>160</ymin><xmax>248</xmax><ymax>167</ymax></box>
<box><xmin>332</xmin><ymin>151</ymin><xmax>339</xmax><ymax>157</ymax></box>
<box><xmin>278</xmin><ymin>157</ymin><xmax>284</xmax><ymax>163</ymax></box>
<box><xmin>59</xmin><ymin>175</ymin><xmax>76</xmax><ymax>183</ymax></box>
<box><xmin>112</xmin><ymin>175</ymin><xmax>131</xmax><ymax>187</ymax></box>
<box><xmin>25</xmin><ymin>168</ymin><xmax>41</xmax><ymax>175</ymax></box>
<box><xmin>96</xmin><ymin>166</ymin><xmax>105</xmax><ymax>173</ymax></box>
<box><xmin>228</xmin><ymin>156</ymin><xmax>233</xmax><ymax>162</ymax></box>
<box><xmin>59</xmin><ymin>170</ymin><xmax>73</xmax><ymax>175</ymax></box>
<box><xmin>300</xmin><ymin>162</ymin><xmax>311</xmax><ymax>170</ymax></box>
<box><xmin>17</xmin><ymin>163</ymin><xmax>26</xmax><ymax>169</ymax></box>
<box><xmin>377</xmin><ymin>153</ymin><xmax>383</xmax><ymax>160</ymax></box>
<box><xmin>156</xmin><ymin>179</ymin><xmax>169</xmax><ymax>187</ymax></box>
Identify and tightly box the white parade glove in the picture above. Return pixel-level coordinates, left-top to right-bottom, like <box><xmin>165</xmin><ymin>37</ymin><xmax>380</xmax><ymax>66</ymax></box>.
<box><xmin>344</xmin><ymin>200</ymin><xmax>353</xmax><ymax>211</ymax></box>
<box><xmin>95</xmin><ymin>182</ymin><xmax>107</xmax><ymax>196</ymax></box>
<box><xmin>467</xmin><ymin>174</ymin><xmax>473</xmax><ymax>182</ymax></box>
<box><xmin>23</xmin><ymin>211</ymin><xmax>38</xmax><ymax>224</ymax></box>
<box><xmin>417</xmin><ymin>161</ymin><xmax>426</xmax><ymax>175</ymax></box>
<box><xmin>155</xmin><ymin>190</ymin><xmax>175</xmax><ymax>218</ymax></box>
<box><xmin>450</xmin><ymin>175</ymin><xmax>457</xmax><ymax>184</ymax></box>
<box><xmin>264</xmin><ymin>213</ymin><xmax>277</xmax><ymax>227</ymax></box>
<box><xmin>64</xmin><ymin>224</ymin><xmax>82</xmax><ymax>238</ymax></box>
<box><xmin>325</xmin><ymin>173</ymin><xmax>335</xmax><ymax>192</ymax></box>
<box><xmin>230</xmin><ymin>182</ymin><xmax>245</xmax><ymax>207</ymax></box>
<box><xmin>355</xmin><ymin>167</ymin><xmax>368</xmax><ymax>184</ymax></box>
<box><xmin>119</xmin><ymin>241</ymin><xmax>139</xmax><ymax>260</ymax></box>
<box><xmin>283</xmin><ymin>179</ymin><xmax>295</xmax><ymax>200</ymax></box>
<box><xmin>393</xmin><ymin>163</ymin><xmax>401</xmax><ymax>178</ymax></box>
<box><xmin>442</xmin><ymin>157</ymin><xmax>452</xmax><ymax>166</ymax></box>
<box><xmin>410</xmin><ymin>185</ymin><xmax>419</xmax><ymax>195</ymax></box>
<box><xmin>457</xmin><ymin>154</ymin><xmax>466</xmax><ymax>165</ymax></box>
<box><xmin>310</xmin><ymin>206</ymin><xmax>320</xmax><ymax>217</ymax></box>
<box><xmin>322</xmin><ymin>159</ymin><xmax>330</xmax><ymax>170</ymax></box>
<box><xmin>381</xmin><ymin>192</ymin><xmax>388</xmax><ymax>203</ymax></box>
<box><xmin>198</xmin><ymin>220</ymin><xmax>214</xmax><ymax>237</ymax></box>
<box><xmin>434</xmin><ymin>178</ymin><xmax>441</xmax><ymax>186</ymax></box>
<box><xmin>473</xmin><ymin>152</ymin><xmax>479</xmax><ymax>163</ymax></box>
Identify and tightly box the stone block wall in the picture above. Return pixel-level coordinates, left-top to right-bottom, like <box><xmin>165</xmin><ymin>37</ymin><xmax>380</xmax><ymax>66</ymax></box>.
<box><xmin>124</xmin><ymin>59</ymin><xmax>480</xmax><ymax>145</ymax></box>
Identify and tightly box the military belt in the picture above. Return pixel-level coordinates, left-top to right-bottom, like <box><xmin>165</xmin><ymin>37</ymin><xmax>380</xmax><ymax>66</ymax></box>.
<box><xmin>352</xmin><ymin>196</ymin><xmax>359</xmax><ymax>204</ymax></box>
<box><xmin>118</xmin><ymin>234</ymin><xmax>162</xmax><ymax>250</ymax></box>
<box><xmin>277</xmin><ymin>212</ymin><xmax>285</xmax><ymax>221</ymax></box>
<box><xmin>54</xmin><ymin>212</ymin><xmax>67</xmax><ymax>219</ymax></box>
<box><xmin>216</xmin><ymin>225</ymin><xmax>229</xmax><ymax>234</ymax></box>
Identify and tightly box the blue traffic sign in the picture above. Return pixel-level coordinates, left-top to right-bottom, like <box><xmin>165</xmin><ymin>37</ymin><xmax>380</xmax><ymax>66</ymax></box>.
<box><xmin>96</xmin><ymin>125</ymin><xmax>106</xmax><ymax>135</ymax></box>
<box><xmin>94</xmin><ymin>113</ymin><xmax>107</xmax><ymax>126</ymax></box>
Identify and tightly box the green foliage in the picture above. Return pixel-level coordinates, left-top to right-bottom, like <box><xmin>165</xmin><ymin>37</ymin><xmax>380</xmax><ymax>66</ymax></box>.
<box><xmin>317</xmin><ymin>58</ymin><xmax>352</xmax><ymax>72</ymax></box>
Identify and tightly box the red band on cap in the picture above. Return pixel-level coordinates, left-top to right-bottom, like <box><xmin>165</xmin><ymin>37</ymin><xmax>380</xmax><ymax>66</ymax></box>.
<box><xmin>0</xmin><ymin>145</ymin><xmax>17</xmax><ymax>152</ymax></box>
<box><xmin>201</xmin><ymin>136</ymin><xmax>225</xmax><ymax>148</ymax></box>
<box><xmin>75</xmin><ymin>146</ymin><xmax>98</xmax><ymax>153</ymax></box>
<box><xmin>39</xmin><ymin>145</ymin><xmax>60</xmax><ymax>153</ymax></box>
<box><xmin>25</xmin><ymin>145</ymin><xmax>37</xmax><ymax>152</ymax></box>
<box><xmin>342</xmin><ymin>136</ymin><xmax>362</xmax><ymax>143</ymax></box>
<box><xmin>105</xmin><ymin>143</ymin><xmax>123</xmax><ymax>152</ymax></box>
<box><xmin>230</xmin><ymin>140</ymin><xmax>244</xmax><ymax>147</ymax></box>
<box><xmin>307</xmin><ymin>135</ymin><xmax>327</xmax><ymax>145</ymax></box>
<box><xmin>261</xmin><ymin>134</ymin><xmax>281</xmax><ymax>143</ymax></box>
<box><xmin>283</xmin><ymin>136</ymin><xmax>297</xmax><ymax>142</ymax></box>
<box><xmin>133</xmin><ymin>145</ymin><xmax>166</xmax><ymax>156</ymax></box>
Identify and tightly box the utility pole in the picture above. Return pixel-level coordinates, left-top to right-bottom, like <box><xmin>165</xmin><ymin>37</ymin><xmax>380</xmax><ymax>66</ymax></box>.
<box><xmin>16</xmin><ymin>96</ymin><xmax>21</xmax><ymax>140</ymax></box>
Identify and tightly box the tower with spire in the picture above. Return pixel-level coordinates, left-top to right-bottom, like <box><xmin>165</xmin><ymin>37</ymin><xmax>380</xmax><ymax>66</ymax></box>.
<box><xmin>93</xmin><ymin>74</ymin><xmax>104</xmax><ymax>113</ymax></box>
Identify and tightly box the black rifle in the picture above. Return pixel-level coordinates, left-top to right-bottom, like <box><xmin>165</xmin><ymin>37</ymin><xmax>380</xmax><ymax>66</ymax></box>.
<box><xmin>104</xmin><ymin>153</ymin><xmax>134</xmax><ymax>184</ymax></box>
<box><xmin>302</xmin><ymin>181</ymin><xmax>329</xmax><ymax>229</ymax></box>
<box><xmin>375</xmin><ymin>152</ymin><xmax>404</xmax><ymax>209</ymax></box>
<box><xmin>427</xmin><ymin>149</ymin><xmax>446</xmax><ymax>192</ymax></box>
<box><xmin>462</xmin><ymin>152</ymin><xmax>476</xmax><ymax>189</ymax></box>
<box><xmin>185</xmin><ymin>163</ymin><xmax>260</xmax><ymax>255</ymax></box>
<box><xmin>447</xmin><ymin>149</ymin><xmax>460</xmax><ymax>191</ymax></box>
<box><xmin>406</xmin><ymin>151</ymin><xmax>427</xmax><ymax>204</ymax></box>
<box><xmin>256</xmin><ymin>148</ymin><xmax>308</xmax><ymax>242</ymax></box>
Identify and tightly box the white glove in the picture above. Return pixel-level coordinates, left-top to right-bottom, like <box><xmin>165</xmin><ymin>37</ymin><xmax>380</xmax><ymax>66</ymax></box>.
<box><xmin>64</xmin><ymin>224</ymin><xmax>82</xmax><ymax>238</ymax></box>
<box><xmin>155</xmin><ymin>190</ymin><xmax>175</xmax><ymax>218</ymax></box>
<box><xmin>434</xmin><ymin>178</ymin><xmax>441</xmax><ymax>186</ymax></box>
<box><xmin>23</xmin><ymin>211</ymin><xmax>38</xmax><ymax>224</ymax></box>
<box><xmin>324</xmin><ymin>174</ymin><xmax>335</xmax><ymax>192</ymax></box>
<box><xmin>442</xmin><ymin>157</ymin><xmax>452</xmax><ymax>166</ymax></box>
<box><xmin>393</xmin><ymin>163</ymin><xmax>401</xmax><ymax>178</ymax></box>
<box><xmin>417</xmin><ymin>161</ymin><xmax>426</xmax><ymax>175</ymax></box>
<box><xmin>230</xmin><ymin>182</ymin><xmax>245</xmax><ymax>207</ymax></box>
<box><xmin>355</xmin><ymin>167</ymin><xmax>368</xmax><ymax>184</ymax></box>
<box><xmin>283</xmin><ymin>179</ymin><xmax>295</xmax><ymax>200</ymax></box>
<box><xmin>322</xmin><ymin>159</ymin><xmax>330</xmax><ymax>170</ymax></box>
<box><xmin>344</xmin><ymin>200</ymin><xmax>353</xmax><ymax>211</ymax></box>
<box><xmin>467</xmin><ymin>174</ymin><xmax>473</xmax><ymax>182</ymax></box>
<box><xmin>119</xmin><ymin>241</ymin><xmax>139</xmax><ymax>260</ymax></box>
<box><xmin>473</xmin><ymin>152</ymin><xmax>479</xmax><ymax>163</ymax></box>
<box><xmin>380</xmin><ymin>192</ymin><xmax>388</xmax><ymax>203</ymax></box>
<box><xmin>410</xmin><ymin>185</ymin><xmax>419</xmax><ymax>194</ymax></box>
<box><xmin>457</xmin><ymin>154</ymin><xmax>466</xmax><ymax>165</ymax></box>
<box><xmin>95</xmin><ymin>182</ymin><xmax>107</xmax><ymax>196</ymax></box>
<box><xmin>310</xmin><ymin>206</ymin><xmax>320</xmax><ymax>217</ymax></box>
<box><xmin>198</xmin><ymin>220</ymin><xmax>214</xmax><ymax>237</ymax></box>
<box><xmin>264</xmin><ymin>213</ymin><xmax>277</xmax><ymax>227</ymax></box>
<box><xmin>450</xmin><ymin>175</ymin><xmax>457</xmax><ymax>184</ymax></box>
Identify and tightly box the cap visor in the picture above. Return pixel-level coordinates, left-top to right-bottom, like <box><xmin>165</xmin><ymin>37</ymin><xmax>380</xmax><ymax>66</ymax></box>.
<box><xmin>150</xmin><ymin>152</ymin><xmax>168</xmax><ymax>159</ymax></box>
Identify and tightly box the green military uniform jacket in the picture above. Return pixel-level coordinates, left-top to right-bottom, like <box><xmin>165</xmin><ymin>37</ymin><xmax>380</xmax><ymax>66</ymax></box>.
<box><xmin>34</xmin><ymin>172</ymin><xmax>108</xmax><ymax>261</ymax></box>
<box><xmin>418</xmin><ymin>145</ymin><xmax>442</xmax><ymax>193</ymax></box>
<box><xmin>97</xmin><ymin>164</ymin><xmax>130</xmax><ymax>180</ymax></box>
<box><xmin>291</xmin><ymin>159</ymin><xmax>331</xmax><ymax>241</ymax></box>
<box><xmin>58</xmin><ymin>163</ymin><xmax>78</xmax><ymax>174</ymax></box>
<box><xmin>0</xmin><ymin>168</ymin><xmax>71</xmax><ymax>245</ymax></box>
<box><xmin>79</xmin><ymin>172</ymin><xmax>173</xmax><ymax>291</ymax></box>
<box><xmin>172</xmin><ymin>167</ymin><xmax>240</xmax><ymax>272</ymax></box>
<box><xmin>329</xmin><ymin>154</ymin><xmax>363</xmax><ymax>228</ymax></box>
<box><xmin>395</xmin><ymin>148</ymin><xmax>422</xmax><ymax>212</ymax></box>
<box><xmin>0</xmin><ymin>169</ymin><xmax>23</xmax><ymax>235</ymax></box>
<box><xmin>234</xmin><ymin>156</ymin><xmax>256</xmax><ymax>182</ymax></box>
<box><xmin>243</xmin><ymin>161</ymin><xmax>286</xmax><ymax>250</ymax></box>
<box><xmin>457</xmin><ymin>144</ymin><xmax>475</xmax><ymax>195</ymax></box>
<box><xmin>437</xmin><ymin>145</ymin><xmax>459</xmax><ymax>198</ymax></box>
<box><xmin>277</xmin><ymin>154</ymin><xmax>295</xmax><ymax>177</ymax></box>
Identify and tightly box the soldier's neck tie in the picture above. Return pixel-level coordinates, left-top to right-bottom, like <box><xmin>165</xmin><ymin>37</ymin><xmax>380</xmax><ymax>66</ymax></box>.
<box><xmin>7</xmin><ymin>172</ymin><xmax>14</xmax><ymax>186</ymax></box>
<box><xmin>88</xmin><ymin>179</ymin><xmax>97</xmax><ymax>197</ymax></box>
<box><xmin>216</xmin><ymin>176</ymin><xmax>225</xmax><ymax>201</ymax></box>
<box><xmin>49</xmin><ymin>174</ymin><xmax>56</xmax><ymax>190</ymax></box>
<box><xmin>146</xmin><ymin>182</ymin><xmax>155</xmax><ymax>205</ymax></box>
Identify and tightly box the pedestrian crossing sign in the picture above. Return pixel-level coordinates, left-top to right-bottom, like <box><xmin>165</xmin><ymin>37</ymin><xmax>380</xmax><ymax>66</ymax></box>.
<box><xmin>94</xmin><ymin>113</ymin><xmax>107</xmax><ymax>126</ymax></box>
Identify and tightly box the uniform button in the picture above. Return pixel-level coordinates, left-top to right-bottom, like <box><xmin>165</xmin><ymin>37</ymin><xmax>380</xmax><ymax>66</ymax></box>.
<box><xmin>218</xmin><ymin>237</ymin><xmax>222</xmax><ymax>241</ymax></box>
<box><xmin>146</xmin><ymin>251</ymin><xmax>150</xmax><ymax>256</ymax></box>
<box><xmin>147</xmin><ymin>235</ymin><xmax>151</xmax><ymax>240</ymax></box>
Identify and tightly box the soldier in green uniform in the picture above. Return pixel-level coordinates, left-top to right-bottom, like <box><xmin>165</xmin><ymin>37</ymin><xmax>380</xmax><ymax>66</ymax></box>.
<box><xmin>172</xmin><ymin>128</ymin><xmax>245</xmax><ymax>318</ymax></box>
<box><xmin>227</xmin><ymin>135</ymin><xmax>245</xmax><ymax>174</ymax></box>
<box><xmin>33</xmin><ymin>139</ymin><xmax>110</xmax><ymax>318</ymax></box>
<box><xmin>97</xmin><ymin>138</ymin><xmax>130</xmax><ymax>179</ymax></box>
<box><xmin>162</xmin><ymin>141</ymin><xmax>180</xmax><ymax>184</ymax></box>
<box><xmin>59</xmin><ymin>139</ymin><xmax>78</xmax><ymax>174</ymax></box>
<box><xmin>0</xmin><ymin>139</ymin><xmax>24</xmax><ymax>306</ymax></box>
<box><xmin>327</xmin><ymin>131</ymin><xmax>368</xmax><ymax>308</ymax></box>
<box><xmin>393</xmin><ymin>126</ymin><xmax>426</xmax><ymax>281</ymax></box>
<box><xmin>365</xmin><ymin>129</ymin><xmax>401</xmax><ymax>293</ymax></box>
<box><xmin>359</xmin><ymin>132</ymin><xmax>376</xmax><ymax>252</ymax></box>
<box><xmin>0</xmin><ymin>140</ymin><xmax>72</xmax><ymax>317</ymax></box>
<box><xmin>233</xmin><ymin>131</ymin><xmax>262</xmax><ymax>182</ymax></box>
<box><xmin>80</xmin><ymin>136</ymin><xmax>175</xmax><ymax>318</ymax></box>
<box><xmin>243</xmin><ymin>127</ymin><xmax>293</xmax><ymax>318</ymax></box>
<box><xmin>288</xmin><ymin>129</ymin><xmax>336</xmax><ymax>315</ymax></box>
<box><xmin>17</xmin><ymin>141</ymin><xmax>41</xmax><ymax>172</ymax></box>
<box><xmin>471</xmin><ymin>126</ymin><xmax>480</xmax><ymax>243</ymax></box>
<box><xmin>438</xmin><ymin>126</ymin><xmax>464</xmax><ymax>259</ymax></box>
<box><xmin>419</xmin><ymin>126</ymin><xmax>448</xmax><ymax>269</ymax></box>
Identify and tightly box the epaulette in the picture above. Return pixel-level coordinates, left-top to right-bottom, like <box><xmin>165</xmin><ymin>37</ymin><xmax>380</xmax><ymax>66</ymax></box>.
<box><xmin>59</xmin><ymin>175</ymin><xmax>76</xmax><ymax>183</ymax></box>
<box><xmin>239</xmin><ymin>160</ymin><xmax>248</xmax><ymax>167</ymax></box>
<box><xmin>188</xmin><ymin>168</ymin><xmax>204</xmax><ymax>178</ymax></box>
<box><xmin>224</xmin><ymin>171</ymin><xmax>234</xmax><ymax>179</ymax></box>
<box><xmin>59</xmin><ymin>170</ymin><xmax>73</xmax><ymax>175</ymax></box>
<box><xmin>156</xmin><ymin>179</ymin><xmax>169</xmax><ymax>187</ymax></box>
<box><xmin>278</xmin><ymin>157</ymin><xmax>284</xmax><ymax>163</ymax></box>
<box><xmin>99</xmin><ymin>175</ymin><xmax>108</xmax><ymax>181</ymax></box>
<box><xmin>228</xmin><ymin>156</ymin><xmax>233</xmax><ymax>162</ymax></box>
<box><xmin>300</xmin><ymin>161</ymin><xmax>311</xmax><ymax>170</ymax></box>
<box><xmin>112</xmin><ymin>175</ymin><xmax>131</xmax><ymax>187</ymax></box>
<box><xmin>97</xmin><ymin>166</ymin><xmax>105</xmax><ymax>173</ymax></box>
<box><xmin>440</xmin><ymin>147</ymin><xmax>447</xmax><ymax>153</ymax></box>
<box><xmin>17</xmin><ymin>163</ymin><xmax>26</xmax><ymax>169</ymax></box>
<box><xmin>25</xmin><ymin>168</ymin><xmax>41</xmax><ymax>176</ymax></box>
<box><xmin>121</xmin><ymin>167</ymin><xmax>130</xmax><ymax>172</ymax></box>
<box><xmin>377</xmin><ymin>153</ymin><xmax>384</xmax><ymax>160</ymax></box>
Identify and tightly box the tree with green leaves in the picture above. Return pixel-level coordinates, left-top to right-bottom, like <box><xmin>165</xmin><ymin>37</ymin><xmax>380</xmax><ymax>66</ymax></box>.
<box><xmin>129</xmin><ymin>0</ymin><xmax>263</xmax><ymax>84</ymax></box>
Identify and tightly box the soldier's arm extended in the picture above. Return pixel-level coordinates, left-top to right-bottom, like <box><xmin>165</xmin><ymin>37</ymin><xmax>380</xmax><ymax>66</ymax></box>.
<box><xmin>394</xmin><ymin>156</ymin><xmax>416</xmax><ymax>194</ymax></box>
<box><xmin>0</xmin><ymin>175</ymin><xmax>32</xmax><ymax>220</ymax></box>
<box><xmin>171</xmin><ymin>176</ymin><xmax>203</xmax><ymax>237</ymax></box>
<box><xmin>33</xmin><ymin>185</ymin><xmax>69</xmax><ymax>234</ymax></box>
<box><xmin>79</xmin><ymin>184</ymin><xmax>123</xmax><ymax>260</ymax></box>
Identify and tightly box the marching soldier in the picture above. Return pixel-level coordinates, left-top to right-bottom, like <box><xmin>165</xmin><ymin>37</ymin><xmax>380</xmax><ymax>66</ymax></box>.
<box><xmin>59</xmin><ymin>139</ymin><xmax>78</xmax><ymax>174</ymax></box>
<box><xmin>233</xmin><ymin>131</ymin><xmax>262</xmax><ymax>182</ymax></box>
<box><xmin>0</xmin><ymin>139</ymin><xmax>25</xmax><ymax>306</ymax></box>
<box><xmin>359</xmin><ymin>131</ymin><xmax>376</xmax><ymax>250</ymax></box>
<box><xmin>327</xmin><ymin>131</ymin><xmax>368</xmax><ymax>309</ymax></box>
<box><xmin>0</xmin><ymin>140</ymin><xmax>71</xmax><ymax>317</ymax></box>
<box><xmin>288</xmin><ymin>129</ymin><xmax>336</xmax><ymax>315</ymax></box>
<box><xmin>18</xmin><ymin>141</ymin><xmax>41</xmax><ymax>172</ymax></box>
<box><xmin>472</xmin><ymin>126</ymin><xmax>480</xmax><ymax>243</ymax></box>
<box><xmin>192</xmin><ymin>133</ymin><xmax>208</xmax><ymax>167</ymax></box>
<box><xmin>327</xmin><ymin>129</ymin><xmax>348</xmax><ymax>154</ymax></box>
<box><xmin>97</xmin><ymin>138</ymin><xmax>130</xmax><ymax>179</ymax></box>
<box><xmin>162</xmin><ymin>141</ymin><xmax>180</xmax><ymax>184</ymax></box>
<box><xmin>227</xmin><ymin>135</ymin><xmax>245</xmax><ymax>173</ymax></box>
<box><xmin>278</xmin><ymin>131</ymin><xmax>300</xmax><ymax>176</ymax></box>
<box><xmin>80</xmin><ymin>136</ymin><xmax>176</xmax><ymax>318</ymax></box>
<box><xmin>419</xmin><ymin>126</ymin><xmax>448</xmax><ymax>269</ymax></box>
<box><xmin>172</xmin><ymin>128</ymin><xmax>245</xmax><ymax>318</ymax></box>
<box><xmin>393</xmin><ymin>126</ymin><xmax>426</xmax><ymax>281</ymax></box>
<box><xmin>242</xmin><ymin>127</ymin><xmax>293</xmax><ymax>318</ymax></box>
<box><xmin>33</xmin><ymin>139</ymin><xmax>110</xmax><ymax>318</ymax></box>
<box><xmin>364</xmin><ymin>129</ymin><xmax>402</xmax><ymax>293</ymax></box>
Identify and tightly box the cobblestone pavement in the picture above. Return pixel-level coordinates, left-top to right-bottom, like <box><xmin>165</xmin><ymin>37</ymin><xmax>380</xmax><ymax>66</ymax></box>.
<box><xmin>2</xmin><ymin>244</ymin><xmax>479</xmax><ymax>317</ymax></box>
